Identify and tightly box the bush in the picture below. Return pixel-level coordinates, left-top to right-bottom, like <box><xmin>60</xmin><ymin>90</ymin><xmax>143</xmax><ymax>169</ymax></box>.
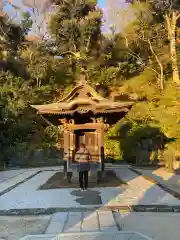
<box><xmin>105</xmin><ymin>120</ymin><xmax>170</xmax><ymax>164</ymax></box>
<box><xmin>104</xmin><ymin>72</ymin><xmax>178</xmax><ymax>166</ymax></box>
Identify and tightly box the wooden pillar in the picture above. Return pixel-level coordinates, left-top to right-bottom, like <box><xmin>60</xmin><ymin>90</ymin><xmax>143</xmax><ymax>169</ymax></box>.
<box><xmin>94</xmin><ymin>131</ymin><xmax>99</xmax><ymax>161</ymax></box>
<box><xmin>69</xmin><ymin>131</ymin><xmax>75</xmax><ymax>165</ymax></box>
<box><xmin>63</xmin><ymin>128</ymin><xmax>70</xmax><ymax>178</ymax></box>
<box><xmin>97</xmin><ymin>127</ymin><xmax>104</xmax><ymax>183</ymax></box>
<box><xmin>99</xmin><ymin>128</ymin><xmax>105</xmax><ymax>171</ymax></box>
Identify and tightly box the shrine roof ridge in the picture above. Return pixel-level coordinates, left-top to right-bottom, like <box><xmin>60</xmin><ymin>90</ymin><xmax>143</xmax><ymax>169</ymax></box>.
<box><xmin>57</xmin><ymin>82</ymin><xmax>106</xmax><ymax>103</ymax></box>
<box><xmin>30</xmin><ymin>82</ymin><xmax>134</xmax><ymax>115</ymax></box>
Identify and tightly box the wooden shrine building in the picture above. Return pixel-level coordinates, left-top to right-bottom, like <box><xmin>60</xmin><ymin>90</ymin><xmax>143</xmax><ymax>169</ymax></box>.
<box><xmin>31</xmin><ymin>82</ymin><xmax>134</xmax><ymax>179</ymax></box>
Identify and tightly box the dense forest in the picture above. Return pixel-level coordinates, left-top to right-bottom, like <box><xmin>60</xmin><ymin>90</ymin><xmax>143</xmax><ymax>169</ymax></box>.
<box><xmin>0</xmin><ymin>0</ymin><xmax>179</xmax><ymax>170</ymax></box>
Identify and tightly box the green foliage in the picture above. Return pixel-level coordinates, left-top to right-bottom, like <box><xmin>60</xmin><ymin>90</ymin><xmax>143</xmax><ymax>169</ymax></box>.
<box><xmin>105</xmin><ymin>72</ymin><xmax>179</xmax><ymax>165</ymax></box>
<box><xmin>0</xmin><ymin>0</ymin><xmax>179</xmax><ymax>169</ymax></box>
<box><xmin>21</xmin><ymin>11</ymin><xmax>33</xmax><ymax>36</ymax></box>
<box><xmin>40</xmin><ymin>125</ymin><xmax>59</xmax><ymax>149</ymax></box>
<box><xmin>89</xmin><ymin>66</ymin><xmax>120</xmax><ymax>85</ymax></box>
<box><xmin>105</xmin><ymin>120</ymin><xmax>168</xmax><ymax>163</ymax></box>
<box><xmin>48</xmin><ymin>0</ymin><xmax>102</xmax><ymax>55</ymax></box>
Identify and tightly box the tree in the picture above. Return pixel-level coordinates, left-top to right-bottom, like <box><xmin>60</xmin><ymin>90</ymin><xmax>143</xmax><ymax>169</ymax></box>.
<box><xmin>159</xmin><ymin>0</ymin><xmax>180</xmax><ymax>85</ymax></box>
<box><xmin>105</xmin><ymin>1</ymin><xmax>167</xmax><ymax>89</ymax></box>
<box><xmin>48</xmin><ymin>0</ymin><xmax>103</xmax><ymax>78</ymax></box>
<box><xmin>127</xmin><ymin>0</ymin><xmax>180</xmax><ymax>84</ymax></box>
<box><xmin>128</xmin><ymin>3</ymin><xmax>168</xmax><ymax>90</ymax></box>
<box><xmin>22</xmin><ymin>0</ymin><xmax>54</xmax><ymax>39</ymax></box>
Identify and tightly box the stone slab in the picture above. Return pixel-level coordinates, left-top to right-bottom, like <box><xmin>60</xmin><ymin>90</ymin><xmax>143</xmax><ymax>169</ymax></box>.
<box><xmin>20</xmin><ymin>231</ymin><xmax>153</xmax><ymax>240</ymax></box>
<box><xmin>97</xmin><ymin>211</ymin><xmax>117</xmax><ymax>230</ymax></box>
<box><xmin>64</xmin><ymin>212</ymin><xmax>82</xmax><ymax>232</ymax></box>
<box><xmin>45</xmin><ymin>212</ymin><xmax>68</xmax><ymax>234</ymax></box>
<box><xmin>50</xmin><ymin>212</ymin><xmax>68</xmax><ymax>223</ymax></box>
<box><xmin>81</xmin><ymin>211</ymin><xmax>99</xmax><ymax>232</ymax></box>
<box><xmin>46</xmin><ymin>222</ymin><xmax>65</xmax><ymax>234</ymax></box>
<box><xmin>119</xmin><ymin>211</ymin><xmax>180</xmax><ymax>240</ymax></box>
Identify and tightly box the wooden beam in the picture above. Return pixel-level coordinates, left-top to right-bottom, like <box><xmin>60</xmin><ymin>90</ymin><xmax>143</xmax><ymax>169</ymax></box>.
<box><xmin>64</xmin><ymin>123</ymin><xmax>104</xmax><ymax>130</ymax></box>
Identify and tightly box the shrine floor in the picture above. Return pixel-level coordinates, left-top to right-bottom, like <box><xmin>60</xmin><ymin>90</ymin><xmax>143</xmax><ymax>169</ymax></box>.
<box><xmin>1</xmin><ymin>166</ymin><xmax>180</xmax><ymax>239</ymax></box>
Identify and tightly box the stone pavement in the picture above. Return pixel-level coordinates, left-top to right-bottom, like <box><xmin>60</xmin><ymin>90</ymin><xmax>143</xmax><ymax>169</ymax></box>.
<box><xmin>22</xmin><ymin>210</ymin><xmax>180</xmax><ymax>240</ymax></box>
<box><xmin>45</xmin><ymin>210</ymin><xmax>119</xmax><ymax>234</ymax></box>
<box><xmin>0</xmin><ymin>167</ymin><xmax>180</xmax><ymax>211</ymax></box>
<box><xmin>1</xmin><ymin>166</ymin><xmax>180</xmax><ymax>239</ymax></box>
<box><xmin>1</xmin><ymin>210</ymin><xmax>180</xmax><ymax>240</ymax></box>
<box><xmin>0</xmin><ymin>169</ymin><xmax>25</xmax><ymax>183</ymax></box>
<box><xmin>133</xmin><ymin>167</ymin><xmax>180</xmax><ymax>195</ymax></box>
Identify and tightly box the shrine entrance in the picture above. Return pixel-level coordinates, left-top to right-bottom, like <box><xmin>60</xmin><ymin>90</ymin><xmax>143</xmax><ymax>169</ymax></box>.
<box><xmin>74</xmin><ymin>129</ymin><xmax>99</xmax><ymax>161</ymax></box>
<box><xmin>63</xmin><ymin>122</ymin><xmax>105</xmax><ymax>175</ymax></box>
<box><xmin>31</xmin><ymin>81</ymin><xmax>134</xmax><ymax>182</ymax></box>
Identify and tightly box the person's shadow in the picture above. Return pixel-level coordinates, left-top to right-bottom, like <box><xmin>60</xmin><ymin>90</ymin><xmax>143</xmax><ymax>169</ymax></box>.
<box><xmin>71</xmin><ymin>189</ymin><xmax>102</xmax><ymax>205</ymax></box>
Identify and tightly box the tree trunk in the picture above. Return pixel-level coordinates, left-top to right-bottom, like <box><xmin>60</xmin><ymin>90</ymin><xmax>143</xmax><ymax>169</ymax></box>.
<box><xmin>165</xmin><ymin>13</ymin><xmax>180</xmax><ymax>84</ymax></box>
<box><xmin>148</xmin><ymin>40</ymin><xmax>164</xmax><ymax>90</ymax></box>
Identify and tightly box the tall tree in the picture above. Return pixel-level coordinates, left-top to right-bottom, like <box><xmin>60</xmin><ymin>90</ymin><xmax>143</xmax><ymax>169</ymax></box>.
<box><xmin>105</xmin><ymin>1</ymin><xmax>167</xmax><ymax>88</ymax></box>
<box><xmin>22</xmin><ymin>0</ymin><xmax>54</xmax><ymax>39</ymax></box>
<box><xmin>48</xmin><ymin>0</ymin><xmax>103</xmax><ymax>78</ymax></box>
<box><xmin>157</xmin><ymin>0</ymin><xmax>180</xmax><ymax>85</ymax></box>
<box><xmin>127</xmin><ymin>0</ymin><xmax>180</xmax><ymax>84</ymax></box>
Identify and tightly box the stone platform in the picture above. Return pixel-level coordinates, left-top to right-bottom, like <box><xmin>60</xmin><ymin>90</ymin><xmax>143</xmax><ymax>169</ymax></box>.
<box><xmin>20</xmin><ymin>231</ymin><xmax>153</xmax><ymax>240</ymax></box>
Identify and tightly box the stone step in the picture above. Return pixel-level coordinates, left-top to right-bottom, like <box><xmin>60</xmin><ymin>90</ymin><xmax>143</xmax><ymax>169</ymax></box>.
<box><xmin>45</xmin><ymin>211</ymin><xmax>119</xmax><ymax>234</ymax></box>
<box><xmin>19</xmin><ymin>231</ymin><xmax>153</xmax><ymax>240</ymax></box>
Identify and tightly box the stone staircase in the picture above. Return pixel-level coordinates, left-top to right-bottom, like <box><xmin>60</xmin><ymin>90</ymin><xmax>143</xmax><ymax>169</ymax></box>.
<box><xmin>19</xmin><ymin>211</ymin><xmax>153</xmax><ymax>240</ymax></box>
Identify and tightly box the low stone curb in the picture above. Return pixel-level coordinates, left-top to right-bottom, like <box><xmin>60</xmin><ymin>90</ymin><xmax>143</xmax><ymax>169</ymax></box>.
<box><xmin>1</xmin><ymin>205</ymin><xmax>180</xmax><ymax>216</ymax></box>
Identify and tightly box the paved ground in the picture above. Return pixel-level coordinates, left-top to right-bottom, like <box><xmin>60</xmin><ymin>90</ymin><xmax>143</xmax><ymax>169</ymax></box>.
<box><xmin>0</xmin><ymin>169</ymin><xmax>25</xmax><ymax>183</ymax></box>
<box><xmin>1</xmin><ymin>210</ymin><xmax>180</xmax><ymax>240</ymax></box>
<box><xmin>134</xmin><ymin>167</ymin><xmax>180</xmax><ymax>195</ymax></box>
<box><xmin>0</xmin><ymin>215</ymin><xmax>51</xmax><ymax>240</ymax></box>
<box><xmin>0</xmin><ymin>167</ymin><xmax>180</xmax><ymax>210</ymax></box>
<box><xmin>1</xmin><ymin>166</ymin><xmax>180</xmax><ymax>239</ymax></box>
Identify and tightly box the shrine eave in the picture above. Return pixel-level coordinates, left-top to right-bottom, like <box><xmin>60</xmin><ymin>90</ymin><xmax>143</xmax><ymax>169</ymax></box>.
<box><xmin>31</xmin><ymin>105</ymin><xmax>133</xmax><ymax>115</ymax></box>
<box><xmin>30</xmin><ymin>82</ymin><xmax>134</xmax><ymax>116</ymax></box>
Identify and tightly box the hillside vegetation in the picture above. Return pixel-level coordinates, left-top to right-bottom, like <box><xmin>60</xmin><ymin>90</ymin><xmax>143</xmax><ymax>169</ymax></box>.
<box><xmin>0</xmin><ymin>0</ymin><xmax>179</xmax><ymax>170</ymax></box>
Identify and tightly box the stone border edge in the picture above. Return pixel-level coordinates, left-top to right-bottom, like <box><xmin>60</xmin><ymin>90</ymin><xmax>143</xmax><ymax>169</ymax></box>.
<box><xmin>1</xmin><ymin>204</ymin><xmax>180</xmax><ymax>216</ymax></box>
<box><xmin>20</xmin><ymin>231</ymin><xmax>153</xmax><ymax>240</ymax></box>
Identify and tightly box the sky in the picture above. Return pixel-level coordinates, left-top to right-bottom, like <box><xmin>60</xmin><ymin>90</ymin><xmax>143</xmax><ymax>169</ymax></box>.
<box><xmin>4</xmin><ymin>0</ymin><xmax>107</xmax><ymax>34</ymax></box>
<box><xmin>4</xmin><ymin>0</ymin><xmax>106</xmax><ymax>12</ymax></box>
<box><xmin>98</xmin><ymin>0</ymin><xmax>105</xmax><ymax>8</ymax></box>
<box><xmin>3</xmin><ymin>0</ymin><xmax>129</xmax><ymax>34</ymax></box>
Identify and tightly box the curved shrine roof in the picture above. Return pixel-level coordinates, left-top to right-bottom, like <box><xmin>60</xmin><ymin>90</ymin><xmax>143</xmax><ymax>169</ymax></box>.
<box><xmin>31</xmin><ymin>83</ymin><xmax>134</xmax><ymax>115</ymax></box>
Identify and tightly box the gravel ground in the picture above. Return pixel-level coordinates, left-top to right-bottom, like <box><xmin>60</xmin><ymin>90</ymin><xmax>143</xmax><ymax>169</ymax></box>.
<box><xmin>0</xmin><ymin>215</ymin><xmax>52</xmax><ymax>240</ymax></box>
